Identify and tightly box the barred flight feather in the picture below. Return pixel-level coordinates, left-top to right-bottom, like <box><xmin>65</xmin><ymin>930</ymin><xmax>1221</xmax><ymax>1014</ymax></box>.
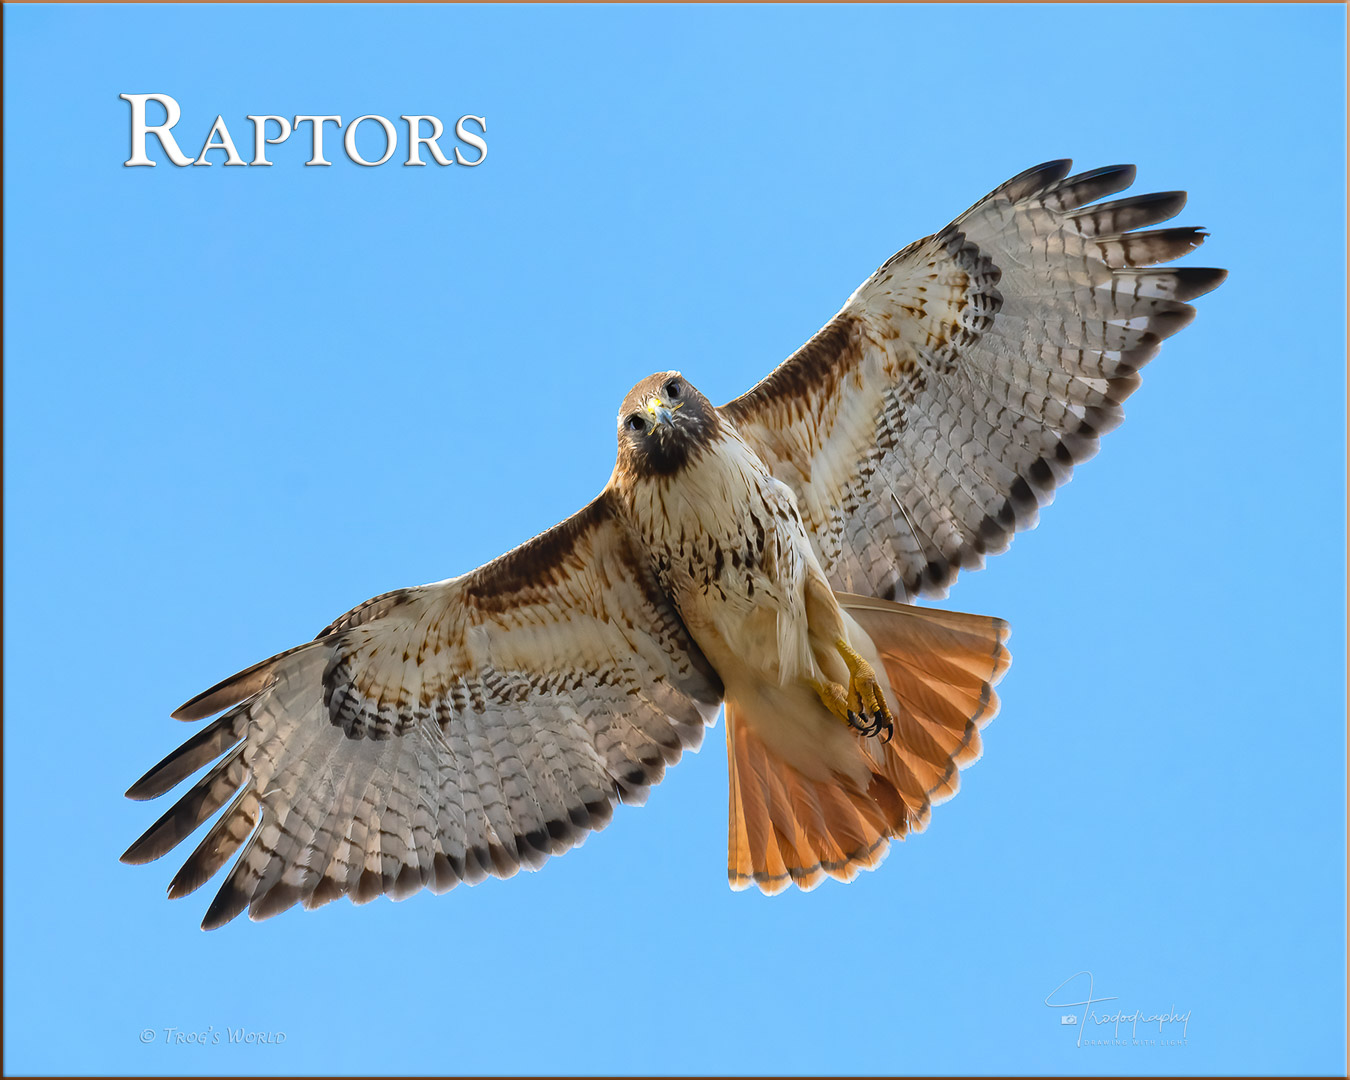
<box><xmin>124</xmin><ymin>494</ymin><xmax>723</xmax><ymax>928</ymax></box>
<box><xmin>723</xmin><ymin>160</ymin><xmax>1225</xmax><ymax>601</ymax></box>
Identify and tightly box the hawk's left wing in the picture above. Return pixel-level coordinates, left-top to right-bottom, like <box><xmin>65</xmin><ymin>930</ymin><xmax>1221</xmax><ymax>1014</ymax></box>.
<box><xmin>722</xmin><ymin>160</ymin><xmax>1226</xmax><ymax>601</ymax></box>
<box><xmin>123</xmin><ymin>493</ymin><xmax>722</xmax><ymax>928</ymax></box>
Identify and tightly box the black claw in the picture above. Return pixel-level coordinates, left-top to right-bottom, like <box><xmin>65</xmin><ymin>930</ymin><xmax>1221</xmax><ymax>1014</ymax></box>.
<box><xmin>848</xmin><ymin>706</ymin><xmax>895</xmax><ymax>742</ymax></box>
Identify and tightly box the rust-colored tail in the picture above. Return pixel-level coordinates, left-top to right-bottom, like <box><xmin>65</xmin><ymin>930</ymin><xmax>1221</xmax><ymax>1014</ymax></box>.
<box><xmin>726</xmin><ymin>595</ymin><xmax>1010</xmax><ymax>893</ymax></box>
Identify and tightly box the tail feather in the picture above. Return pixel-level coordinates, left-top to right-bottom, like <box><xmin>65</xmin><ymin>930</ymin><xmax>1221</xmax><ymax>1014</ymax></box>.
<box><xmin>727</xmin><ymin>595</ymin><xmax>1010</xmax><ymax>893</ymax></box>
<box><xmin>788</xmin><ymin>780</ymin><xmax>846</xmax><ymax>874</ymax></box>
<box><xmin>813</xmin><ymin>781</ymin><xmax>889</xmax><ymax>877</ymax></box>
<box><xmin>728</xmin><ymin>719</ymin><xmax>793</xmax><ymax>892</ymax></box>
<box><xmin>846</xmin><ymin>594</ymin><xmax>1009</xmax><ymax>812</ymax></box>
<box><xmin>726</xmin><ymin>734</ymin><xmax>754</xmax><ymax>887</ymax></box>
<box><xmin>893</xmin><ymin>683</ymin><xmax>995</xmax><ymax>768</ymax></box>
<box><xmin>728</xmin><ymin>705</ymin><xmax>894</xmax><ymax>893</ymax></box>
<box><xmin>869</xmin><ymin>749</ymin><xmax>928</xmax><ymax>825</ymax></box>
<box><xmin>761</xmin><ymin>753</ymin><xmax>820</xmax><ymax>890</ymax></box>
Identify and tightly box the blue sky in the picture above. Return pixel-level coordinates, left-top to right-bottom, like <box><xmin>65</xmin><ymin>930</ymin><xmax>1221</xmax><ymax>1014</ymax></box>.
<box><xmin>3</xmin><ymin>3</ymin><xmax>1345</xmax><ymax>1075</ymax></box>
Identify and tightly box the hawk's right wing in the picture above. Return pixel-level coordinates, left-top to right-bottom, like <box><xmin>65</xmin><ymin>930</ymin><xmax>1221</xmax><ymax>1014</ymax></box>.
<box><xmin>722</xmin><ymin>160</ymin><xmax>1226</xmax><ymax>601</ymax></box>
<box><xmin>122</xmin><ymin>493</ymin><xmax>723</xmax><ymax>929</ymax></box>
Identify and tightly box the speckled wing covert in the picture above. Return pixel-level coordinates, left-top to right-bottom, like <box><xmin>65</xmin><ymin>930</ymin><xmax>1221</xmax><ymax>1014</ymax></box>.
<box><xmin>722</xmin><ymin>160</ymin><xmax>1226</xmax><ymax>601</ymax></box>
<box><xmin>122</xmin><ymin>495</ymin><xmax>722</xmax><ymax>929</ymax></box>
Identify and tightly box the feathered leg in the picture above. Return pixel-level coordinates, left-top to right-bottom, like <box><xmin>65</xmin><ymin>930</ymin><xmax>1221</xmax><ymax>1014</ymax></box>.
<box><xmin>804</xmin><ymin>573</ymin><xmax>894</xmax><ymax>741</ymax></box>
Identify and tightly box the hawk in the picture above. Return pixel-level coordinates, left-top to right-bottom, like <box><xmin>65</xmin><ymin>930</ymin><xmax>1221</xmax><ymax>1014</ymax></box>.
<box><xmin>123</xmin><ymin>160</ymin><xmax>1225</xmax><ymax>927</ymax></box>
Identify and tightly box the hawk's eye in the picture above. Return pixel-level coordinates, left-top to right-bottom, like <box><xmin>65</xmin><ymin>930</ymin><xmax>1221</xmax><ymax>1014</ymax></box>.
<box><xmin>665</xmin><ymin>381</ymin><xmax>682</xmax><ymax>399</ymax></box>
<box><xmin>627</xmin><ymin>414</ymin><xmax>646</xmax><ymax>433</ymax></box>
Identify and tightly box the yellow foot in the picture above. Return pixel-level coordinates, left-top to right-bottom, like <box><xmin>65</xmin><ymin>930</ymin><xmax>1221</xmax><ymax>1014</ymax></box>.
<box><xmin>835</xmin><ymin>639</ymin><xmax>895</xmax><ymax>744</ymax></box>
<box><xmin>811</xmin><ymin>677</ymin><xmax>852</xmax><ymax>725</ymax></box>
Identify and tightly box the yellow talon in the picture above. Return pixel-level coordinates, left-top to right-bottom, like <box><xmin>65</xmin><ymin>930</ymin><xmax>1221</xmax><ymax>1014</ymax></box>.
<box><xmin>833</xmin><ymin>638</ymin><xmax>895</xmax><ymax>743</ymax></box>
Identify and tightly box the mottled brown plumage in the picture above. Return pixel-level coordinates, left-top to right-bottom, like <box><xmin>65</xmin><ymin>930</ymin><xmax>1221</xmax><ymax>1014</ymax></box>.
<box><xmin>124</xmin><ymin>160</ymin><xmax>1223</xmax><ymax>926</ymax></box>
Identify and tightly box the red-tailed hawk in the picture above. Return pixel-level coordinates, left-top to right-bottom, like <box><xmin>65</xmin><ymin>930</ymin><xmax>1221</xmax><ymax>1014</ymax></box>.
<box><xmin>124</xmin><ymin>160</ymin><xmax>1225</xmax><ymax>927</ymax></box>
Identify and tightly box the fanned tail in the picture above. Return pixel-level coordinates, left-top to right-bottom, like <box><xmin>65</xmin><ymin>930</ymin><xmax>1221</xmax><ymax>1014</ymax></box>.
<box><xmin>727</xmin><ymin>703</ymin><xmax>895</xmax><ymax>893</ymax></box>
<box><xmin>726</xmin><ymin>594</ymin><xmax>1010</xmax><ymax>893</ymax></box>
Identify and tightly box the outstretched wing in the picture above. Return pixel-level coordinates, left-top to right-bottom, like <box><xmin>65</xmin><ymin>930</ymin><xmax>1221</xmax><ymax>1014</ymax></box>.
<box><xmin>721</xmin><ymin>160</ymin><xmax>1226</xmax><ymax>601</ymax></box>
<box><xmin>122</xmin><ymin>494</ymin><xmax>723</xmax><ymax>929</ymax></box>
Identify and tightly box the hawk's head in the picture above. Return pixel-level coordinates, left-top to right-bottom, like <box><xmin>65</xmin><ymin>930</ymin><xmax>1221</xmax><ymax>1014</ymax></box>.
<box><xmin>615</xmin><ymin>371</ymin><xmax>722</xmax><ymax>478</ymax></box>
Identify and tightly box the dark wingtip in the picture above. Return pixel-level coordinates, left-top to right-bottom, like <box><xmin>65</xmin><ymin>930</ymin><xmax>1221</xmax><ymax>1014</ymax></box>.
<box><xmin>1176</xmin><ymin>266</ymin><xmax>1228</xmax><ymax>300</ymax></box>
<box><xmin>1019</xmin><ymin>158</ymin><xmax>1074</xmax><ymax>190</ymax></box>
<box><xmin>120</xmin><ymin>834</ymin><xmax>155</xmax><ymax>866</ymax></box>
<box><xmin>172</xmin><ymin>678</ymin><xmax>240</xmax><ymax>722</ymax></box>
<box><xmin>1068</xmin><ymin>162</ymin><xmax>1137</xmax><ymax>189</ymax></box>
<box><xmin>200</xmin><ymin>883</ymin><xmax>248</xmax><ymax>931</ymax></box>
<box><xmin>125</xmin><ymin>749</ymin><xmax>186</xmax><ymax>800</ymax></box>
<box><xmin>1101</xmin><ymin>162</ymin><xmax>1136</xmax><ymax>183</ymax></box>
<box><xmin>1137</xmin><ymin>190</ymin><xmax>1189</xmax><ymax>222</ymax></box>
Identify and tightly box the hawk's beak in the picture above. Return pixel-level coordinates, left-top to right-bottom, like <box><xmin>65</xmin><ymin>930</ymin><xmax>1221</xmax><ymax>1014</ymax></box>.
<box><xmin>645</xmin><ymin>396</ymin><xmax>674</xmax><ymax>427</ymax></box>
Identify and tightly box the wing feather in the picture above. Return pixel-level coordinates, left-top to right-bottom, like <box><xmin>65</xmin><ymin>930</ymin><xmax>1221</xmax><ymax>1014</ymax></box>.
<box><xmin>722</xmin><ymin>160</ymin><xmax>1225</xmax><ymax>599</ymax></box>
<box><xmin>124</xmin><ymin>493</ymin><xmax>723</xmax><ymax>927</ymax></box>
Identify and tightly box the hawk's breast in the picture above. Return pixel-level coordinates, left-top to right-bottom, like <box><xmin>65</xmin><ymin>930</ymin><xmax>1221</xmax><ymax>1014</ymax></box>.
<box><xmin>624</xmin><ymin>426</ymin><xmax>817</xmax><ymax>688</ymax></box>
